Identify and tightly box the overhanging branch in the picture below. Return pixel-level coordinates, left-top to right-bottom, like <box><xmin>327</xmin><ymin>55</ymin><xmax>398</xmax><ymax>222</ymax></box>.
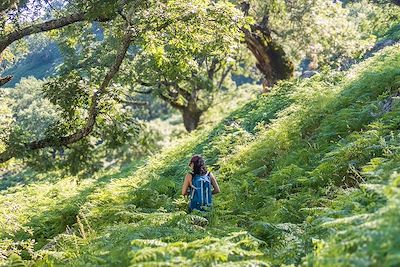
<box><xmin>1</xmin><ymin>12</ymin><xmax>86</xmax><ymax>55</ymax></box>
<box><xmin>0</xmin><ymin>31</ymin><xmax>132</xmax><ymax>163</ymax></box>
<box><xmin>0</xmin><ymin>75</ymin><xmax>13</xmax><ymax>87</ymax></box>
<box><xmin>0</xmin><ymin>9</ymin><xmax>118</xmax><ymax>87</ymax></box>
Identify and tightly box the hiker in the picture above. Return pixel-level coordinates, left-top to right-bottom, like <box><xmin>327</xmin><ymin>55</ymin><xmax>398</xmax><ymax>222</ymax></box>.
<box><xmin>181</xmin><ymin>155</ymin><xmax>220</xmax><ymax>212</ymax></box>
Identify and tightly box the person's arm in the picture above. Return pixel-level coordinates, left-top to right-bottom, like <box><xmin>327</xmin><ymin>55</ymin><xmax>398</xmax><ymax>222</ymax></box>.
<box><xmin>181</xmin><ymin>173</ymin><xmax>192</xmax><ymax>196</ymax></box>
<box><xmin>209</xmin><ymin>172</ymin><xmax>220</xmax><ymax>194</ymax></box>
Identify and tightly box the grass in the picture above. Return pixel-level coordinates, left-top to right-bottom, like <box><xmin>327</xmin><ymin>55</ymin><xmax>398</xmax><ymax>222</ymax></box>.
<box><xmin>1</xmin><ymin>44</ymin><xmax>400</xmax><ymax>266</ymax></box>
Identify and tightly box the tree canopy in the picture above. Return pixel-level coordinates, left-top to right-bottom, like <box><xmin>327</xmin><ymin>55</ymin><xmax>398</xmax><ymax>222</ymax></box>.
<box><xmin>0</xmin><ymin>0</ymin><xmax>398</xmax><ymax>167</ymax></box>
<box><xmin>0</xmin><ymin>0</ymin><xmax>246</xmax><ymax>165</ymax></box>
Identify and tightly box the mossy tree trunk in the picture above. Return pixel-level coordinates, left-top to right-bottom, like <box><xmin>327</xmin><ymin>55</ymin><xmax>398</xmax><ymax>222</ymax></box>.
<box><xmin>238</xmin><ymin>1</ymin><xmax>294</xmax><ymax>90</ymax></box>
<box><xmin>243</xmin><ymin>16</ymin><xmax>294</xmax><ymax>89</ymax></box>
<box><xmin>181</xmin><ymin>101</ymin><xmax>203</xmax><ymax>132</ymax></box>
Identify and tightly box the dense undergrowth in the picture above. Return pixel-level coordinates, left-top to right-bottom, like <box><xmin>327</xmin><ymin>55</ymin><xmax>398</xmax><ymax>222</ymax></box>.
<box><xmin>1</xmin><ymin>45</ymin><xmax>400</xmax><ymax>266</ymax></box>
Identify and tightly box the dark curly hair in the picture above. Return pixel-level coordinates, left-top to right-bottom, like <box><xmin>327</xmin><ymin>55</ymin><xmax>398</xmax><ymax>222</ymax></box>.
<box><xmin>189</xmin><ymin>155</ymin><xmax>208</xmax><ymax>175</ymax></box>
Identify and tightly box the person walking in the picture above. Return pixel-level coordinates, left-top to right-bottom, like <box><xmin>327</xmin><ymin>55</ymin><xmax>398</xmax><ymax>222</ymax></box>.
<box><xmin>181</xmin><ymin>155</ymin><xmax>220</xmax><ymax>212</ymax></box>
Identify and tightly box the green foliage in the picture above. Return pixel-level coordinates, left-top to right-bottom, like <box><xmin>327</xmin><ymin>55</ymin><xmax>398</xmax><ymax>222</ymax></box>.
<box><xmin>0</xmin><ymin>76</ymin><xmax>161</xmax><ymax>175</ymax></box>
<box><xmin>132</xmin><ymin>0</ymin><xmax>245</xmax><ymax>85</ymax></box>
<box><xmin>248</xmin><ymin>0</ymin><xmax>400</xmax><ymax>68</ymax></box>
<box><xmin>5</xmin><ymin>77</ymin><xmax>60</xmax><ymax>140</ymax></box>
<box><xmin>307</xmin><ymin>158</ymin><xmax>400</xmax><ymax>266</ymax></box>
<box><xmin>129</xmin><ymin>231</ymin><xmax>267</xmax><ymax>266</ymax></box>
<box><xmin>1</xmin><ymin>43</ymin><xmax>400</xmax><ymax>266</ymax></box>
<box><xmin>346</xmin><ymin>0</ymin><xmax>400</xmax><ymax>41</ymax></box>
<box><xmin>0</xmin><ymin>92</ymin><xmax>13</xmax><ymax>154</ymax></box>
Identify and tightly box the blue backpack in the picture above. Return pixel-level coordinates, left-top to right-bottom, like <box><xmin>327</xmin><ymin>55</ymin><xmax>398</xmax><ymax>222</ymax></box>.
<box><xmin>189</xmin><ymin>172</ymin><xmax>212</xmax><ymax>211</ymax></box>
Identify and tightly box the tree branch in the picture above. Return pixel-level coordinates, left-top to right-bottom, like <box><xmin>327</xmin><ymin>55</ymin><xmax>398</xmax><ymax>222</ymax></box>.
<box><xmin>0</xmin><ymin>8</ymin><xmax>119</xmax><ymax>87</ymax></box>
<box><xmin>122</xmin><ymin>100</ymin><xmax>148</xmax><ymax>107</ymax></box>
<box><xmin>158</xmin><ymin>89</ymin><xmax>185</xmax><ymax>110</ymax></box>
<box><xmin>0</xmin><ymin>31</ymin><xmax>132</xmax><ymax>163</ymax></box>
<box><xmin>207</xmin><ymin>58</ymin><xmax>218</xmax><ymax>80</ymax></box>
<box><xmin>136</xmin><ymin>78</ymin><xmax>190</xmax><ymax>104</ymax></box>
<box><xmin>170</xmin><ymin>82</ymin><xmax>191</xmax><ymax>101</ymax></box>
<box><xmin>218</xmin><ymin>65</ymin><xmax>232</xmax><ymax>89</ymax></box>
<box><xmin>159</xmin><ymin>96</ymin><xmax>184</xmax><ymax>110</ymax></box>
<box><xmin>135</xmin><ymin>79</ymin><xmax>154</xmax><ymax>87</ymax></box>
<box><xmin>0</xmin><ymin>12</ymin><xmax>87</xmax><ymax>55</ymax></box>
<box><xmin>122</xmin><ymin>94</ymin><xmax>149</xmax><ymax>107</ymax></box>
<box><xmin>0</xmin><ymin>75</ymin><xmax>13</xmax><ymax>87</ymax></box>
<box><xmin>131</xmin><ymin>88</ymin><xmax>153</xmax><ymax>94</ymax></box>
<box><xmin>0</xmin><ymin>0</ymin><xmax>133</xmax><ymax>55</ymax></box>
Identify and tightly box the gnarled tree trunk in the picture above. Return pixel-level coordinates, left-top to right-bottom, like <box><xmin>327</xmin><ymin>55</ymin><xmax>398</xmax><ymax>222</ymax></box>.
<box><xmin>158</xmin><ymin>82</ymin><xmax>211</xmax><ymax>132</ymax></box>
<box><xmin>180</xmin><ymin>103</ymin><xmax>204</xmax><ymax>132</ymax></box>
<box><xmin>239</xmin><ymin>1</ymin><xmax>294</xmax><ymax>89</ymax></box>
<box><xmin>243</xmin><ymin>16</ymin><xmax>294</xmax><ymax>89</ymax></box>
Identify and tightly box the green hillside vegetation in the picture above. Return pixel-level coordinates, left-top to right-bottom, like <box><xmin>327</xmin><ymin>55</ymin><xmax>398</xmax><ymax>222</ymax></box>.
<box><xmin>1</xmin><ymin>44</ymin><xmax>399</xmax><ymax>266</ymax></box>
<box><xmin>1</xmin><ymin>43</ymin><xmax>61</xmax><ymax>87</ymax></box>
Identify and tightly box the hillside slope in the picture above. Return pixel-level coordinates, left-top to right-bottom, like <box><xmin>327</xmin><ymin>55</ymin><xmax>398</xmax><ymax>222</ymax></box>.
<box><xmin>1</xmin><ymin>43</ymin><xmax>61</xmax><ymax>87</ymax></box>
<box><xmin>1</xmin><ymin>45</ymin><xmax>400</xmax><ymax>266</ymax></box>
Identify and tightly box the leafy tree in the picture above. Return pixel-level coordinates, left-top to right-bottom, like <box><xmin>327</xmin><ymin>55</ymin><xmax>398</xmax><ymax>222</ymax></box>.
<box><xmin>0</xmin><ymin>0</ymin><xmax>246</xmax><ymax>164</ymax></box>
<box><xmin>126</xmin><ymin>0</ymin><xmax>246</xmax><ymax>131</ymax></box>
<box><xmin>0</xmin><ymin>91</ymin><xmax>13</xmax><ymax>154</ymax></box>
<box><xmin>6</xmin><ymin>78</ymin><xmax>60</xmax><ymax>138</ymax></box>
<box><xmin>238</xmin><ymin>0</ymin><xmax>399</xmax><ymax>83</ymax></box>
<box><xmin>1</xmin><ymin>0</ymin><xmax>397</xmax><ymax>165</ymax></box>
<box><xmin>344</xmin><ymin>0</ymin><xmax>400</xmax><ymax>40</ymax></box>
<box><xmin>0</xmin><ymin>77</ymin><xmax>161</xmax><ymax>174</ymax></box>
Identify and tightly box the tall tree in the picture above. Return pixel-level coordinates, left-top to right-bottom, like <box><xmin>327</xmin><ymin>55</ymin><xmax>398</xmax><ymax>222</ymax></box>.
<box><xmin>239</xmin><ymin>0</ymin><xmax>382</xmax><ymax>82</ymax></box>
<box><xmin>0</xmin><ymin>0</ymin><xmax>245</xmax><ymax>163</ymax></box>
<box><xmin>126</xmin><ymin>1</ymin><xmax>244</xmax><ymax>131</ymax></box>
<box><xmin>240</xmin><ymin>3</ymin><xmax>294</xmax><ymax>89</ymax></box>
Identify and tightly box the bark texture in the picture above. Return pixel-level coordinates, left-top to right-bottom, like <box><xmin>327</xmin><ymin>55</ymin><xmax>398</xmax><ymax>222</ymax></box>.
<box><xmin>239</xmin><ymin>3</ymin><xmax>293</xmax><ymax>88</ymax></box>
<box><xmin>243</xmin><ymin>16</ymin><xmax>294</xmax><ymax>87</ymax></box>
<box><xmin>181</xmin><ymin>102</ymin><xmax>203</xmax><ymax>132</ymax></box>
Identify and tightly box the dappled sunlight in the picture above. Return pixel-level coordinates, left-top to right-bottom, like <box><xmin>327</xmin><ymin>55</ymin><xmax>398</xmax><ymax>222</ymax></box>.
<box><xmin>1</xmin><ymin>1</ymin><xmax>400</xmax><ymax>266</ymax></box>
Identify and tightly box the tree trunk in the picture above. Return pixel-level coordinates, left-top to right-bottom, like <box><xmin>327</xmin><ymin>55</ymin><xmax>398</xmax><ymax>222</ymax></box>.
<box><xmin>243</xmin><ymin>16</ymin><xmax>294</xmax><ymax>88</ymax></box>
<box><xmin>180</xmin><ymin>100</ymin><xmax>203</xmax><ymax>132</ymax></box>
<box><xmin>181</xmin><ymin>108</ymin><xmax>202</xmax><ymax>132</ymax></box>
